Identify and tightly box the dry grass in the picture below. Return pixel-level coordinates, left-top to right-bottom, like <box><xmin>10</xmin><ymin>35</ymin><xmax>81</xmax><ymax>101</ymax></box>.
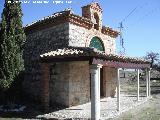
<box><xmin>112</xmin><ymin>78</ymin><xmax>160</xmax><ymax>120</ymax></box>
<box><xmin>112</xmin><ymin>94</ymin><xmax>160</xmax><ymax>120</ymax></box>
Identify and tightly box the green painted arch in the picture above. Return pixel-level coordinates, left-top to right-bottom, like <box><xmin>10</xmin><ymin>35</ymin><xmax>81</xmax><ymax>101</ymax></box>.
<box><xmin>89</xmin><ymin>37</ymin><xmax>105</xmax><ymax>51</ymax></box>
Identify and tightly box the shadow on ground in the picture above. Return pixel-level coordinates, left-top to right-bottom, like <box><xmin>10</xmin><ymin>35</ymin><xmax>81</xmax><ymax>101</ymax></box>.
<box><xmin>0</xmin><ymin>103</ymin><xmax>68</xmax><ymax>119</ymax></box>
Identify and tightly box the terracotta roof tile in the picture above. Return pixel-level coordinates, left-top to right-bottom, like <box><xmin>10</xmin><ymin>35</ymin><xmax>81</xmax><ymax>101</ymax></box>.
<box><xmin>25</xmin><ymin>9</ymin><xmax>72</xmax><ymax>28</ymax></box>
<box><xmin>40</xmin><ymin>47</ymin><xmax>150</xmax><ymax>64</ymax></box>
<box><xmin>24</xmin><ymin>8</ymin><xmax>119</xmax><ymax>38</ymax></box>
<box><xmin>40</xmin><ymin>48</ymin><xmax>84</xmax><ymax>57</ymax></box>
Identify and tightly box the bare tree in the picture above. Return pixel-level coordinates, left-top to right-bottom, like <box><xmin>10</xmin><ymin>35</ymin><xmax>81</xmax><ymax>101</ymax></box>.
<box><xmin>145</xmin><ymin>51</ymin><xmax>159</xmax><ymax>68</ymax></box>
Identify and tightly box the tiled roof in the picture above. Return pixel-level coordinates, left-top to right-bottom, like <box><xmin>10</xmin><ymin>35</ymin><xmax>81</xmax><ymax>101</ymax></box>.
<box><xmin>40</xmin><ymin>48</ymin><xmax>84</xmax><ymax>57</ymax></box>
<box><xmin>25</xmin><ymin>9</ymin><xmax>73</xmax><ymax>28</ymax></box>
<box><xmin>40</xmin><ymin>47</ymin><xmax>150</xmax><ymax>64</ymax></box>
<box><xmin>24</xmin><ymin>9</ymin><xmax>94</xmax><ymax>34</ymax></box>
<box><xmin>24</xmin><ymin>8</ymin><xmax>119</xmax><ymax>38</ymax></box>
<box><xmin>24</xmin><ymin>9</ymin><xmax>93</xmax><ymax>29</ymax></box>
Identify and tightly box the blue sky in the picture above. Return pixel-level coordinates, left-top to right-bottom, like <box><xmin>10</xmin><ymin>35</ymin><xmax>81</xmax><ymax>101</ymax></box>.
<box><xmin>0</xmin><ymin>0</ymin><xmax>160</xmax><ymax>57</ymax></box>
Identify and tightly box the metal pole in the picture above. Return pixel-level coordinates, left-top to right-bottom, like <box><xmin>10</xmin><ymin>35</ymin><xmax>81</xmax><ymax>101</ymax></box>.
<box><xmin>148</xmin><ymin>69</ymin><xmax>151</xmax><ymax>97</ymax></box>
<box><xmin>146</xmin><ymin>69</ymin><xmax>149</xmax><ymax>97</ymax></box>
<box><xmin>137</xmin><ymin>69</ymin><xmax>140</xmax><ymax>101</ymax></box>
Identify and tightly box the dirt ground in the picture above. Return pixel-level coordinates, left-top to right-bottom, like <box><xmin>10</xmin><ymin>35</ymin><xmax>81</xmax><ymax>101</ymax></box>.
<box><xmin>111</xmin><ymin>94</ymin><xmax>160</xmax><ymax>120</ymax></box>
<box><xmin>113</xmin><ymin>76</ymin><xmax>160</xmax><ymax>120</ymax></box>
<box><xmin>0</xmin><ymin>74</ymin><xmax>160</xmax><ymax>120</ymax></box>
<box><xmin>1</xmin><ymin>94</ymin><xmax>160</xmax><ymax>120</ymax></box>
<box><xmin>114</xmin><ymin>75</ymin><xmax>160</xmax><ymax>120</ymax></box>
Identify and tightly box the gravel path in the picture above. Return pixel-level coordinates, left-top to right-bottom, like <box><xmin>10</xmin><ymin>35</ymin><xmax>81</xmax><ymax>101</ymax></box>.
<box><xmin>37</xmin><ymin>94</ymin><xmax>148</xmax><ymax>120</ymax></box>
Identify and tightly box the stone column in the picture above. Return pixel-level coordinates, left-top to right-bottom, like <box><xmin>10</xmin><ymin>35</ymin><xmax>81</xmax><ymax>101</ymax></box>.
<box><xmin>146</xmin><ymin>68</ymin><xmax>149</xmax><ymax>98</ymax></box>
<box><xmin>90</xmin><ymin>64</ymin><xmax>102</xmax><ymax>120</ymax></box>
<box><xmin>98</xmin><ymin>65</ymin><xmax>102</xmax><ymax>117</ymax></box>
<box><xmin>41</xmin><ymin>63</ymin><xmax>50</xmax><ymax>111</ymax></box>
<box><xmin>117</xmin><ymin>68</ymin><xmax>120</xmax><ymax>111</ymax></box>
<box><xmin>137</xmin><ymin>69</ymin><xmax>140</xmax><ymax>101</ymax></box>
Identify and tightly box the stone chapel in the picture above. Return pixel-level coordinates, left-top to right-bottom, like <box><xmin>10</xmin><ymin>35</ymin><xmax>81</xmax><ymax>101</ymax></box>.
<box><xmin>24</xmin><ymin>2</ymin><xmax>150</xmax><ymax>110</ymax></box>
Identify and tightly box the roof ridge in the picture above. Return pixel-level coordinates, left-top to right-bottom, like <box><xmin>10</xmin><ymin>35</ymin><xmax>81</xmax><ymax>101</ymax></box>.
<box><xmin>25</xmin><ymin>9</ymin><xmax>73</xmax><ymax>28</ymax></box>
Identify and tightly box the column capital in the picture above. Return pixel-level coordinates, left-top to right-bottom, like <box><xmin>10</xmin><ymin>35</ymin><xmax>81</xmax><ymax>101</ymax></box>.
<box><xmin>145</xmin><ymin>68</ymin><xmax>151</xmax><ymax>71</ymax></box>
<box><xmin>90</xmin><ymin>64</ymin><xmax>102</xmax><ymax>74</ymax></box>
<box><xmin>90</xmin><ymin>64</ymin><xmax>102</xmax><ymax>69</ymax></box>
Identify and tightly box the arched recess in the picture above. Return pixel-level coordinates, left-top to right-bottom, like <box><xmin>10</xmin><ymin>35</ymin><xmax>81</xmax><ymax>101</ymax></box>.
<box><xmin>94</xmin><ymin>12</ymin><xmax>99</xmax><ymax>30</ymax></box>
<box><xmin>89</xmin><ymin>37</ymin><xmax>105</xmax><ymax>51</ymax></box>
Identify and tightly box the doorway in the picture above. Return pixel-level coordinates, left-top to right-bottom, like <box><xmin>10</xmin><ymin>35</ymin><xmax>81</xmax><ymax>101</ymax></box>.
<box><xmin>100</xmin><ymin>67</ymin><xmax>104</xmax><ymax>98</ymax></box>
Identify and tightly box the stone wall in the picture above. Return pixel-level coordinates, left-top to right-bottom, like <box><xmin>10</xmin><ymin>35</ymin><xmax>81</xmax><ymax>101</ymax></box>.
<box><xmin>24</xmin><ymin>20</ymin><xmax>117</xmax><ymax>102</ymax></box>
<box><xmin>103</xmin><ymin>67</ymin><xmax>117</xmax><ymax>97</ymax></box>
<box><xmin>49</xmin><ymin>61</ymin><xmax>90</xmax><ymax>107</ymax></box>
<box><xmin>23</xmin><ymin>23</ymin><xmax>69</xmax><ymax>100</ymax></box>
<box><xmin>68</xmin><ymin>61</ymin><xmax>90</xmax><ymax>106</ymax></box>
<box><xmin>69</xmin><ymin>23</ymin><xmax>116</xmax><ymax>54</ymax></box>
<box><xmin>49</xmin><ymin>61</ymin><xmax>117</xmax><ymax>107</ymax></box>
<box><xmin>50</xmin><ymin>62</ymin><xmax>70</xmax><ymax>107</ymax></box>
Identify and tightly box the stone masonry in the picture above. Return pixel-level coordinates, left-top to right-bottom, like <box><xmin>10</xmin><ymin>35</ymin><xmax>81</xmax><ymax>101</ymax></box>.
<box><xmin>103</xmin><ymin>67</ymin><xmax>118</xmax><ymax>97</ymax></box>
<box><xmin>23</xmin><ymin>2</ymin><xmax>119</xmax><ymax>107</ymax></box>
<box><xmin>69</xmin><ymin>23</ymin><xmax>116</xmax><ymax>54</ymax></box>
<box><xmin>49</xmin><ymin>61</ymin><xmax>90</xmax><ymax>107</ymax></box>
<box><xmin>23</xmin><ymin>23</ymin><xmax>69</xmax><ymax>100</ymax></box>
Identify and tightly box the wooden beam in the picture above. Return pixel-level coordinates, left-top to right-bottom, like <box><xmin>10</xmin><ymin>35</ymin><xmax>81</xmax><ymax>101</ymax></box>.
<box><xmin>92</xmin><ymin>58</ymin><xmax>150</xmax><ymax>69</ymax></box>
<box><xmin>40</xmin><ymin>56</ymin><xmax>92</xmax><ymax>63</ymax></box>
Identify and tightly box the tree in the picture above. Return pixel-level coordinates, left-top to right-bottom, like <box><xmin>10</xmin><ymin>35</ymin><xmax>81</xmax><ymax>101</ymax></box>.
<box><xmin>145</xmin><ymin>51</ymin><xmax>159</xmax><ymax>68</ymax></box>
<box><xmin>0</xmin><ymin>0</ymin><xmax>25</xmax><ymax>90</ymax></box>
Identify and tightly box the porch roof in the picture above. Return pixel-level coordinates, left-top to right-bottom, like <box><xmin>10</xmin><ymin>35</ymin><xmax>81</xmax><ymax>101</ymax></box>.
<box><xmin>40</xmin><ymin>47</ymin><xmax>150</xmax><ymax>69</ymax></box>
